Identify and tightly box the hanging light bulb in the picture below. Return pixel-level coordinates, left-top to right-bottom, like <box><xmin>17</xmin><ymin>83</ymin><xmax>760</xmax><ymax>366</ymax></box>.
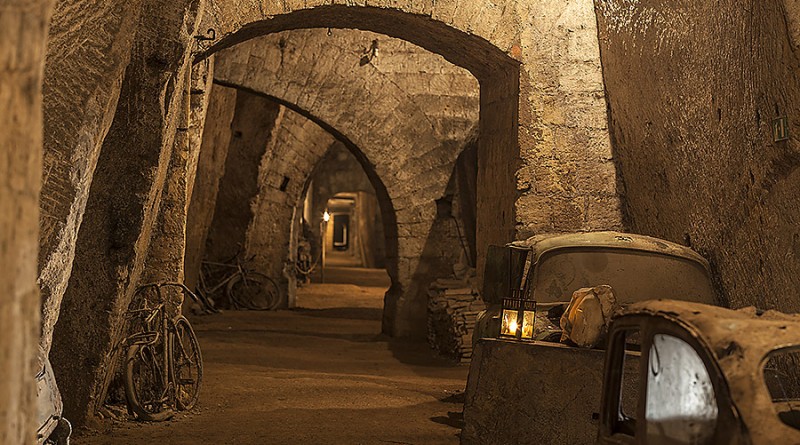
<box><xmin>323</xmin><ymin>211</ymin><xmax>330</xmax><ymax>222</ymax></box>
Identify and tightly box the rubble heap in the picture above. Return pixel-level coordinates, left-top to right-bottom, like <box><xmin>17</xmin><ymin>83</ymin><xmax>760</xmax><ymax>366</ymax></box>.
<box><xmin>427</xmin><ymin>260</ymin><xmax>485</xmax><ymax>363</ymax></box>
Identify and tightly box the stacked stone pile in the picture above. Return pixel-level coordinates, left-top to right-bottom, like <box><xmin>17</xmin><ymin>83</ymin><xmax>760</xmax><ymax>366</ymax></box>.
<box><xmin>427</xmin><ymin>262</ymin><xmax>485</xmax><ymax>363</ymax></box>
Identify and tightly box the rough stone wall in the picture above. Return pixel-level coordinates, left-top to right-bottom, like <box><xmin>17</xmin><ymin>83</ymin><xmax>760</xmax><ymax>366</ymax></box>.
<box><xmin>244</xmin><ymin>106</ymin><xmax>336</xmax><ymax>305</ymax></box>
<box><xmin>204</xmin><ymin>91</ymin><xmax>281</xmax><ymax>267</ymax></box>
<box><xmin>185</xmin><ymin>83</ymin><xmax>237</xmax><ymax>290</ymax></box>
<box><xmin>38</xmin><ymin>0</ymin><xmax>145</xmax><ymax>358</ymax></box>
<box><xmin>143</xmin><ymin>57</ymin><xmax>215</xmax><ymax>285</ymax></box>
<box><xmin>213</xmin><ymin>30</ymin><xmax>479</xmax><ymax>191</ymax></box>
<box><xmin>595</xmin><ymin>0</ymin><xmax>800</xmax><ymax>311</ymax></box>
<box><xmin>213</xmin><ymin>28</ymin><xmax>481</xmax><ymax>337</ymax></box>
<box><xmin>199</xmin><ymin>0</ymin><xmax>625</xmax><ymax>280</ymax></box>
<box><xmin>514</xmin><ymin>1</ymin><xmax>624</xmax><ymax>237</ymax></box>
<box><xmin>0</xmin><ymin>2</ymin><xmax>54</xmax><ymax>443</ymax></box>
<box><xmin>185</xmin><ymin>58</ymin><xmax>216</xmax><ymax>204</ymax></box>
<box><xmin>51</xmin><ymin>0</ymin><xmax>205</xmax><ymax>424</ymax></box>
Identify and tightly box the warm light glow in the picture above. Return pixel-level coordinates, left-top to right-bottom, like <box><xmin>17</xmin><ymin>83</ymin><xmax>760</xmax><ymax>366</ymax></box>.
<box><xmin>500</xmin><ymin>309</ymin><xmax>519</xmax><ymax>337</ymax></box>
<box><xmin>323</xmin><ymin>211</ymin><xmax>330</xmax><ymax>222</ymax></box>
<box><xmin>500</xmin><ymin>298</ymin><xmax>537</xmax><ymax>340</ymax></box>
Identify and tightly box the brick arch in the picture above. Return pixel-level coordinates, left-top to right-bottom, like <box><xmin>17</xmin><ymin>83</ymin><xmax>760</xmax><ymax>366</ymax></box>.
<box><xmin>198</xmin><ymin>0</ymin><xmax>629</xmax><ymax>261</ymax></box>
<box><xmin>241</xmin><ymin>100</ymin><xmax>463</xmax><ymax>337</ymax></box>
<box><xmin>213</xmin><ymin>30</ymin><xmax>475</xmax><ymax>206</ymax></box>
<box><xmin>198</xmin><ymin>2</ymin><xmax>518</xmax><ymax>81</ymax></box>
<box><xmin>218</xmin><ymin>30</ymin><xmax>479</xmax><ymax>335</ymax></box>
<box><xmin>200</xmin><ymin>1</ymin><xmax>627</xmax><ymax>336</ymax></box>
<box><xmin>240</xmin><ymin>108</ymin><xmax>388</xmax><ymax>305</ymax></box>
<box><xmin>198</xmin><ymin>2</ymin><xmax>529</xmax><ymax>282</ymax></box>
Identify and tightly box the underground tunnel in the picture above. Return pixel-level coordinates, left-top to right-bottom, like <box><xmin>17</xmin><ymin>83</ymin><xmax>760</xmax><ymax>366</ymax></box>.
<box><xmin>2</xmin><ymin>0</ymin><xmax>800</xmax><ymax>444</ymax></box>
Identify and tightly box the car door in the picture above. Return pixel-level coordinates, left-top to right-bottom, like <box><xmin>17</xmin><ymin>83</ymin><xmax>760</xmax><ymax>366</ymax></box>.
<box><xmin>599</xmin><ymin>316</ymin><xmax>742</xmax><ymax>445</ymax></box>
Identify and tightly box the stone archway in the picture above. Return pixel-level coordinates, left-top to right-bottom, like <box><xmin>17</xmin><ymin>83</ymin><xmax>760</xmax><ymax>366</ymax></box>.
<box><xmin>240</xmin><ymin>110</ymin><xmax>387</xmax><ymax>309</ymax></box>
<box><xmin>196</xmin><ymin>3</ymin><xmax>523</xmax><ymax>278</ymax></box>
<box><xmin>211</xmin><ymin>29</ymin><xmax>480</xmax><ymax>337</ymax></box>
<box><xmin>195</xmin><ymin>0</ymin><xmax>624</xmax><ymax>283</ymax></box>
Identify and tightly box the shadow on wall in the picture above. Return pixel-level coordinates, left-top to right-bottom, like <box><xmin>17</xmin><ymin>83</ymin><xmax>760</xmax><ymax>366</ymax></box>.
<box><xmin>390</xmin><ymin>150</ymin><xmax>478</xmax><ymax>341</ymax></box>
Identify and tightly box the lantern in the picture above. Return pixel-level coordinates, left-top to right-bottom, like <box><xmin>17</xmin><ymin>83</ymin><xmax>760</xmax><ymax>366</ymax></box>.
<box><xmin>500</xmin><ymin>290</ymin><xmax>536</xmax><ymax>340</ymax></box>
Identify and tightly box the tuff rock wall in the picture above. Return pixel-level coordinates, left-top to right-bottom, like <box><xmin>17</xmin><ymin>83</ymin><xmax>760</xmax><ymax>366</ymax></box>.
<box><xmin>0</xmin><ymin>2</ymin><xmax>53</xmax><ymax>443</ymax></box>
<box><xmin>596</xmin><ymin>0</ymin><xmax>800</xmax><ymax>311</ymax></box>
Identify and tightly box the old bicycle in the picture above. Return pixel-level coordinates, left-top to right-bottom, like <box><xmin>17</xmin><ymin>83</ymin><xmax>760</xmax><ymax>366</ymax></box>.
<box><xmin>199</xmin><ymin>254</ymin><xmax>281</xmax><ymax>311</ymax></box>
<box><xmin>123</xmin><ymin>283</ymin><xmax>203</xmax><ymax>421</ymax></box>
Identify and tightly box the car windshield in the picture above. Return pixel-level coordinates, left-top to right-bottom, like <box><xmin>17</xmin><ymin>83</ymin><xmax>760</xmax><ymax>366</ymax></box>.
<box><xmin>763</xmin><ymin>347</ymin><xmax>800</xmax><ymax>430</ymax></box>
<box><xmin>532</xmin><ymin>248</ymin><xmax>716</xmax><ymax>304</ymax></box>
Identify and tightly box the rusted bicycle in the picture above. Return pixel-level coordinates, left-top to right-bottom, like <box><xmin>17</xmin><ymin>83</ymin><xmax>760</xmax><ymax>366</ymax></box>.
<box><xmin>199</xmin><ymin>255</ymin><xmax>281</xmax><ymax>311</ymax></box>
<box><xmin>123</xmin><ymin>283</ymin><xmax>203</xmax><ymax>421</ymax></box>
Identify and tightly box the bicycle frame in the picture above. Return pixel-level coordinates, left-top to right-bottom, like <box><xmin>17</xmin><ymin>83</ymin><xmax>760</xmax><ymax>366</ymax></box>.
<box><xmin>125</xmin><ymin>283</ymin><xmax>198</xmax><ymax>411</ymax></box>
<box><xmin>199</xmin><ymin>259</ymin><xmax>268</xmax><ymax>310</ymax></box>
<box><xmin>199</xmin><ymin>260</ymin><xmax>245</xmax><ymax>295</ymax></box>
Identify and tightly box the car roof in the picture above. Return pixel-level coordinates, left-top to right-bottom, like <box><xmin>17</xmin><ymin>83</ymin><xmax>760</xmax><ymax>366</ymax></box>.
<box><xmin>508</xmin><ymin>231</ymin><xmax>710</xmax><ymax>268</ymax></box>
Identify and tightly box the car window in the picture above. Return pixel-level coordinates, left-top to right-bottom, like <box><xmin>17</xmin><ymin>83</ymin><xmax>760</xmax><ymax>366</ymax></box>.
<box><xmin>645</xmin><ymin>334</ymin><xmax>718</xmax><ymax>444</ymax></box>
<box><xmin>763</xmin><ymin>347</ymin><xmax>800</xmax><ymax>430</ymax></box>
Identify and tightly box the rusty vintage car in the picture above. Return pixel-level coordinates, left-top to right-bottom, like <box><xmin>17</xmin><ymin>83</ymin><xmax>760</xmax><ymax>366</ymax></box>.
<box><xmin>474</xmin><ymin>231</ymin><xmax>718</xmax><ymax>342</ymax></box>
<box><xmin>600</xmin><ymin>300</ymin><xmax>800</xmax><ymax>444</ymax></box>
<box><xmin>462</xmin><ymin>299</ymin><xmax>800</xmax><ymax>444</ymax></box>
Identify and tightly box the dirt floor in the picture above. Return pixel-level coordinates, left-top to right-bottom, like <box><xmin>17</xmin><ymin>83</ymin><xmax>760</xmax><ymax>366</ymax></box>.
<box><xmin>76</xmin><ymin>267</ymin><xmax>468</xmax><ymax>444</ymax></box>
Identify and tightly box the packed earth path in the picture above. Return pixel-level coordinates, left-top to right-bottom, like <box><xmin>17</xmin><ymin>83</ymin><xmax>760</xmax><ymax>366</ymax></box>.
<box><xmin>76</xmin><ymin>267</ymin><xmax>468</xmax><ymax>444</ymax></box>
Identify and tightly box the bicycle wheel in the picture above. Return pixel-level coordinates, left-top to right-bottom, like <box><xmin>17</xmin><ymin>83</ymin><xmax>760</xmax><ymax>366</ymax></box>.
<box><xmin>171</xmin><ymin>316</ymin><xmax>203</xmax><ymax>411</ymax></box>
<box><xmin>124</xmin><ymin>343</ymin><xmax>174</xmax><ymax>421</ymax></box>
<box><xmin>225</xmin><ymin>272</ymin><xmax>281</xmax><ymax>310</ymax></box>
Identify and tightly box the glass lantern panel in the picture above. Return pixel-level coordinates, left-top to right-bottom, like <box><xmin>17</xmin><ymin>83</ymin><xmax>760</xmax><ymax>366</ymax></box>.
<box><xmin>500</xmin><ymin>309</ymin><xmax>519</xmax><ymax>337</ymax></box>
<box><xmin>520</xmin><ymin>310</ymin><xmax>535</xmax><ymax>339</ymax></box>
